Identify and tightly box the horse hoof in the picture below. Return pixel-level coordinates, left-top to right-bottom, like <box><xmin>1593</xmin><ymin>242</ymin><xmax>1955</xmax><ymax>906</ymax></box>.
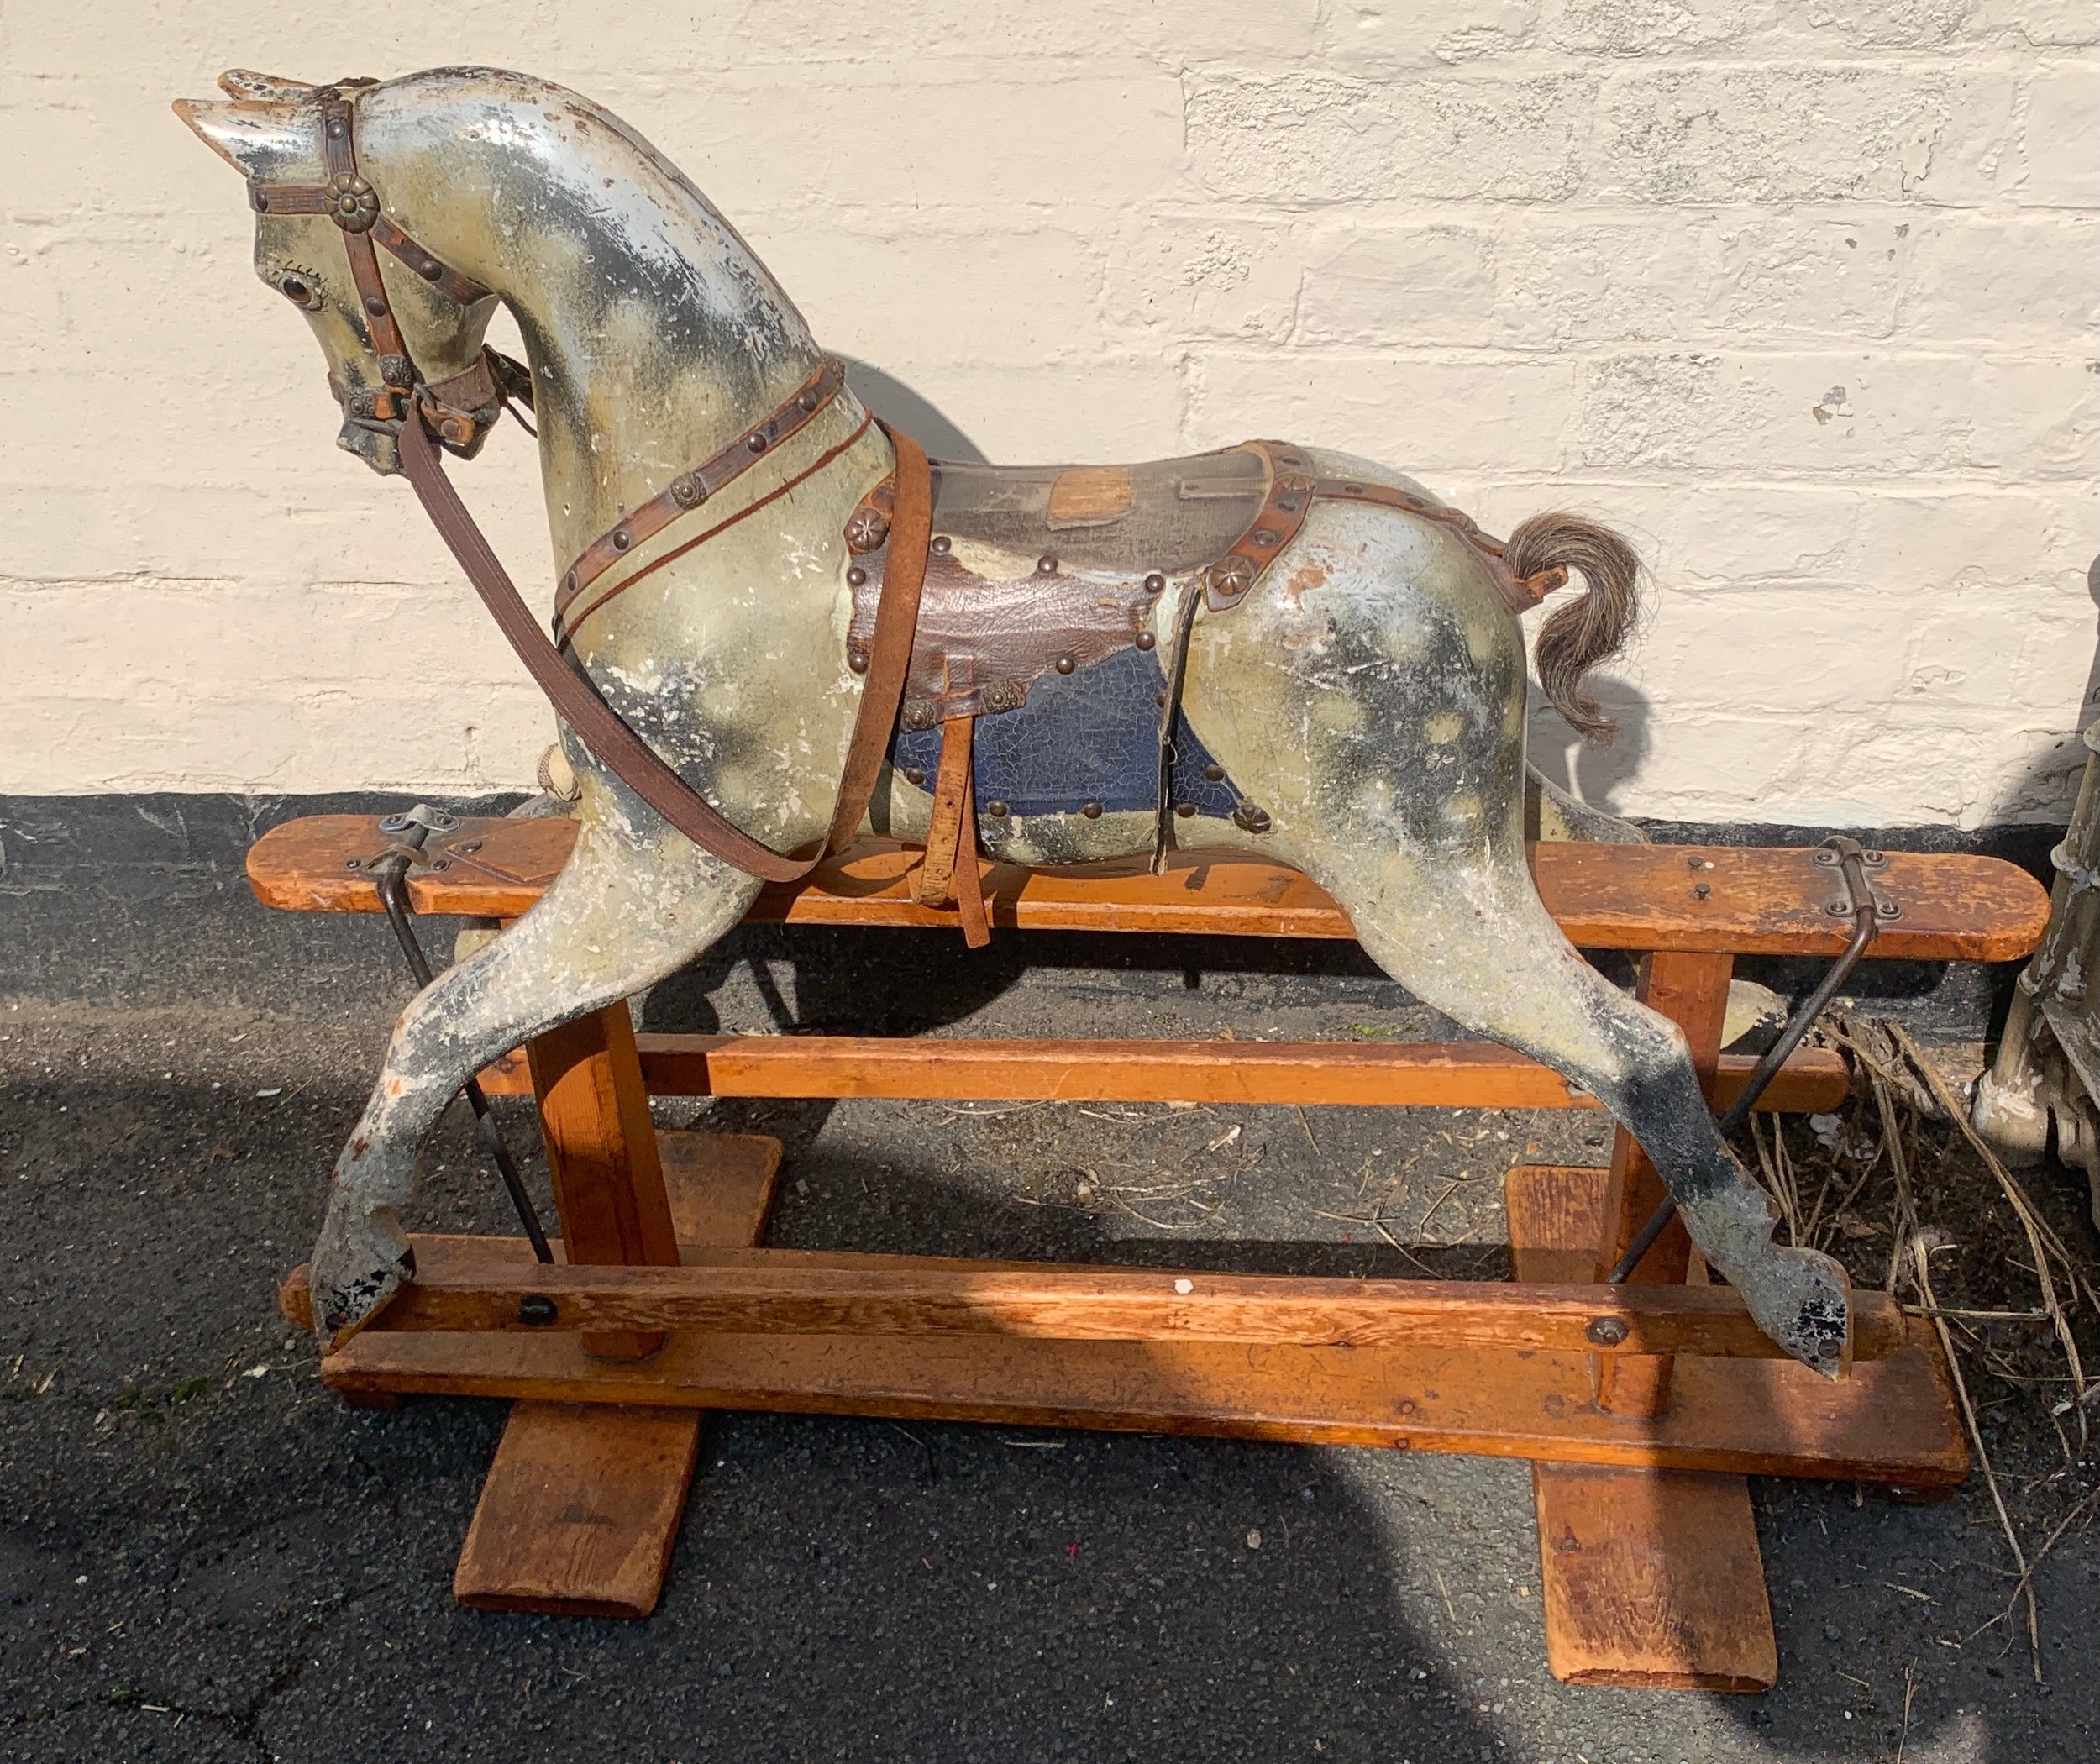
<box><xmin>308</xmin><ymin>1207</ymin><xmax>416</xmax><ymax>1348</ymax></box>
<box><xmin>1736</xmin><ymin>1244</ymin><xmax>1851</xmax><ymax>1381</ymax></box>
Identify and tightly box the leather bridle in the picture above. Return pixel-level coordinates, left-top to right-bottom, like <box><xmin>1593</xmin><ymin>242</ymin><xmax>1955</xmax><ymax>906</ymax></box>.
<box><xmin>248</xmin><ymin>82</ymin><xmax>927</xmax><ymax>885</ymax></box>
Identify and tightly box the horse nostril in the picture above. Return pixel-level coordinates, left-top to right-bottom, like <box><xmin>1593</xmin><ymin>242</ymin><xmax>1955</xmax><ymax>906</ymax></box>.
<box><xmin>279</xmin><ymin>275</ymin><xmax>321</xmax><ymax>310</ymax></box>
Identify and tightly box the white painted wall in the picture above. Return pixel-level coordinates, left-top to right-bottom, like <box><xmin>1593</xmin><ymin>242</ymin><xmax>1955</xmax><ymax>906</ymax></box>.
<box><xmin>3</xmin><ymin>3</ymin><xmax>2094</xmax><ymax>826</ymax></box>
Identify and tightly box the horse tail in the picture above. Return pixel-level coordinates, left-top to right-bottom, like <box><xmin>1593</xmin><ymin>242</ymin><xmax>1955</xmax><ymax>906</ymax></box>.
<box><xmin>1502</xmin><ymin>512</ymin><xmax>1643</xmax><ymax>744</ymax></box>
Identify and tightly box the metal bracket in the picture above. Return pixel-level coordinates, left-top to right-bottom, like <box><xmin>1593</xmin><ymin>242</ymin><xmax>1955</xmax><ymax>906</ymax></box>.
<box><xmin>1814</xmin><ymin>843</ymin><xmax>1901</xmax><ymax>922</ymax></box>
<box><xmin>348</xmin><ymin>804</ymin><xmax>469</xmax><ymax>874</ymax></box>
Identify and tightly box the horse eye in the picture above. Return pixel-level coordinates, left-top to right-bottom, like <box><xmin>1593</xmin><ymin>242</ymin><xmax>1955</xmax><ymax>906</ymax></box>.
<box><xmin>279</xmin><ymin>275</ymin><xmax>321</xmax><ymax>309</ymax></box>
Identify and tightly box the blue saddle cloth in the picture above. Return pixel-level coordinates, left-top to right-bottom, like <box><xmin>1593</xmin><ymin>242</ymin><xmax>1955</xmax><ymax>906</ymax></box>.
<box><xmin>887</xmin><ymin>643</ymin><xmax>1242</xmax><ymax>821</ymax></box>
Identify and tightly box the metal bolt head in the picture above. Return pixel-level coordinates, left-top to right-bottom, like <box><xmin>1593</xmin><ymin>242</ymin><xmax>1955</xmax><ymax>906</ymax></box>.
<box><xmin>418</xmin><ymin>259</ymin><xmax>442</xmax><ymax>281</ymax></box>
<box><xmin>1203</xmin><ymin>764</ymin><xmax>1226</xmax><ymax>782</ymax></box>
<box><xmin>984</xmin><ymin>799</ymin><xmax>1010</xmax><ymax>819</ymax></box>
<box><xmin>364</xmin><ymin>294</ymin><xmax>388</xmax><ymax>317</ymax></box>
<box><xmin>1081</xmin><ymin>801</ymin><xmax>1103</xmax><ymax>819</ymax></box>
<box><xmin>1175</xmin><ymin>802</ymin><xmax>1197</xmax><ymax>820</ymax></box>
<box><xmin>847</xmin><ymin>565</ymin><xmax>868</xmax><ymax>588</ymax></box>
<box><xmin>931</xmin><ymin>535</ymin><xmax>953</xmax><ymax>555</ymax></box>
<box><xmin>1134</xmin><ymin>631</ymin><xmax>1156</xmax><ymax>652</ymax></box>
<box><xmin>745</xmin><ymin>432</ymin><xmax>768</xmax><ymax>454</ymax></box>
<box><xmin>1143</xmin><ymin>573</ymin><xmax>1166</xmax><ymax>595</ymax></box>
<box><xmin>1691</xmin><ymin>882</ymin><xmax>1710</xmax><ymax>900</ymax></box>
<box><xmin>612</xmin><ymin>528</ymin><xmax>633</xmax><ymax>552</ymax></box>
<box><xmin>1037</xmin><ymin>554</ymin><xmax>1058</xmax><ymax>575</ymax></box>
<box><xmin>902</xmin><ymin>767</ymin><xmax>925</xmax><ymax>787</ymax></box>
<box><xmin>847</xmin><ymin>648</ymin><xmax>870</xmax><ymax>675</ymax></box>
<box><xmin>670</xmin><ymin>474</ymin><xmax>705</xmax><ymax>510</ymax></box>
<box><xmin>1251</xmin><ymin>527</ymin><xmax>1278</xmax><ymax>548</ymax></box>
<box><xmin>1055</xmin><ymin>654</ymin><xmax>1077</xmax><ymax>675</ymax></box>
<box><xmin>796</xmin><ymin>388</ymin><xmax>821</xmax><ymax>412</ymax></box>
<box><xmin>518</xmin><ymin>1294</ymin><xmax>558</xmax><ymax>1326</ymax></box>
<box><xmin>1586</xmin><ymin>1315</ymin><xmax>1630</xmax><ymax>1348</ymax></box>
<box><xmin>1209</xmin><ymin>555</ymin><xmax>1256</xmax><ymax>598</ymax></box>
<box><xmin>1231</xmin><ymin>802</ymin><xmax>1272</xmax><ymax>834</ymax></box>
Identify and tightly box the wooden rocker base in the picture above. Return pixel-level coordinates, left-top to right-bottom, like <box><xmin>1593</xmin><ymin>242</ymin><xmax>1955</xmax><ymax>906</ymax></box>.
<box><xmin>308</xmin><ymin>1145</ymin><xmax>1965</xmax><ymax>1633</ymax></box>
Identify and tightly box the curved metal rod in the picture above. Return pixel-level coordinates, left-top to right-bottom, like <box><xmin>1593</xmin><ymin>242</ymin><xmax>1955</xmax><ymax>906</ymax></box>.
<box><xmin>1605</xmin><ymin>837</ymin><xmax>1882</xmax><ymax>1286</ymax></box>
<box><xmin>371</xmin><ymin>828</ymin><xmax>554</xmax><ymax>1265</ymax></box>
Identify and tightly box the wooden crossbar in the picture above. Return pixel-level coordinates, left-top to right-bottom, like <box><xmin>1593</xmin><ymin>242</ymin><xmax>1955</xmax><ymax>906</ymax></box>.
<box><xmin>281</xmin><ymin>1236</ymin><xmax>1905</xmax><ymax>1363</ymax></box>
<box><xmin>246</xmin><ymin>816</ymin><xmax>2049</xmax><ymax>960</ymax></box>
<box><xmin>471</xmin><ymin>1033</ymin><xmax>1848</xmax><ymax>1113</ymax></box>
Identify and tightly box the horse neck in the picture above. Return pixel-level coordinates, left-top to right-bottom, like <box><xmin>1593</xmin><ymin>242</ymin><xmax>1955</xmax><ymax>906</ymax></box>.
<box><xmin>370</xmin><ymin>76</ymin><xmax>820</xmax><ymax>566</ymax></box>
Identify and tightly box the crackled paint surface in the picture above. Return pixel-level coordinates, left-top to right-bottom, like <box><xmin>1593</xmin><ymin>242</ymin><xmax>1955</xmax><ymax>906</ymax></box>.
<box><xmin>181</xmin><ymin>67</ymin><xmax>1849</xmax><ymax>1371</ymax></box>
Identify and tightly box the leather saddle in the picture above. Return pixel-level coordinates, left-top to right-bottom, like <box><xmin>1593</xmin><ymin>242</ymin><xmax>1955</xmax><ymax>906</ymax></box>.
<box><xmin>838</xmin><ymin>440</ymin><xmax>1559</xmax><ymax>947</ymax></box>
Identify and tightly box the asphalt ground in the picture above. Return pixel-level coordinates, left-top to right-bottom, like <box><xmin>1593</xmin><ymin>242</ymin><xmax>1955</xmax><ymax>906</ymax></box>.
<box><xmin>3</xmin><ymin>798</ymin><xmax>2097</xmax><ymax>1763</ymax></box>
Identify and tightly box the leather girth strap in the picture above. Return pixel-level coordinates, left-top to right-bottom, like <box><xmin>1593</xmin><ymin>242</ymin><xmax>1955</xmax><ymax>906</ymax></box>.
<box><xmin>912</xmin><ymin>714</ymin><xmax>991</xmax><ymax>949</ymax></box>
<box><xmin>394</xmin><ymin>415</ymin><xmax>932</xmax><ymax>885</ymax></box>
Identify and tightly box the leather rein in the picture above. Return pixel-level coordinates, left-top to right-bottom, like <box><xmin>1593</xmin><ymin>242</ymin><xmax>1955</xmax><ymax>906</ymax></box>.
<box><xmin>249</xmin><ymin>85</ymin><xmax>926</xmax><ymax>886</ymax></box>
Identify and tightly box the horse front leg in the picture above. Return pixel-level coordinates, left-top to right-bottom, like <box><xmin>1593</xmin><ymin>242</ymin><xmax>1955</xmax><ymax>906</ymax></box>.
<box><xmin>307</xmin><ymin>790</ymin><xmax>762</xmax><ymax>1341</ymax></box>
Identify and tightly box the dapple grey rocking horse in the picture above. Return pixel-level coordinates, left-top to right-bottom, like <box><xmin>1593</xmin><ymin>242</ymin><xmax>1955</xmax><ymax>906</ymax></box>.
<box><xmin>177</xmin><ymin>66</ymin><xmax>1850</xmax><ymax>1373</ymax></box>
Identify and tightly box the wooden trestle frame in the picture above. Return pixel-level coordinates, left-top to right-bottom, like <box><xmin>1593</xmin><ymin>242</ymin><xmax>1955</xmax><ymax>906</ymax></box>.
<box><xmin>250</xmin><ymin>817</ymin><xmax>2049</xmax><ymax>1687</ymax></box>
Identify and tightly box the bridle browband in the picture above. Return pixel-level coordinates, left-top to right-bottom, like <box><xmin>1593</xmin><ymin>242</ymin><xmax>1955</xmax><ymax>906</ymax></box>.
<box><xmin>246</xmin><ymin>82</ymin><xmax>924</xmax><ymax>885</ymax></box>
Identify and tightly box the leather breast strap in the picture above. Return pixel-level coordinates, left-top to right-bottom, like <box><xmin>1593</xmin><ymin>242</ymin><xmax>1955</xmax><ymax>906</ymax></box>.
<box><xmin>395</xmin><ymin>411</ymin><xmax>932</xmax><ymax>885</ymax></box>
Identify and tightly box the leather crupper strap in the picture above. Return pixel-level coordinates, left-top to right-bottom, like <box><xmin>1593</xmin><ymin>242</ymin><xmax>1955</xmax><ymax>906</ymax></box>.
<box><xmin>1203</xmin><ymin>442</ymin><xmax>1567</xmax><ymax>617</ymax></box>
<box><xmin>254</xmin><ymin>84</ymin><xmax>931</xmax><ymax>886</ymax></box>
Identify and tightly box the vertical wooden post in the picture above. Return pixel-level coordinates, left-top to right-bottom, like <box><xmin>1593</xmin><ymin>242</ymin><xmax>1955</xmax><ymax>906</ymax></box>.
<box><xmin>454</xmin><ymin>994</ymin><xmax>785</xmax><ymax>1618</ymax></box>
<box><xmin>1516</xmin><ymin>946</ymin><xmax>1777</xmax><ymax>1690</ymax></box>
<box><xmin>1593</xmin><ymin>950</ymin><xmax>1733</xmax><ymax>1417</ymax></box>
<box><xmin>526</xmin><ymin>1001</ymin><xmax>680</xmax><ymax>1360</ymax></box>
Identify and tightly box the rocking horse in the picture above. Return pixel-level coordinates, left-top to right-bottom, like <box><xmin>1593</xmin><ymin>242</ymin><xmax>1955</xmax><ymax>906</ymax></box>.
<box><xmin>185</xmin><ymin>68</ymin><xmax>2045</xmax><ymax>1682</ymax></box>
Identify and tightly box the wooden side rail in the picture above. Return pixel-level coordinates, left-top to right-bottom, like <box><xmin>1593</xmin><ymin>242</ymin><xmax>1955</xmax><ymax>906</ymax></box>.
<box><xmin>247</xmin><ymin>816</ymin><xmax>2050</xmax><ymax>960</ymax></box>
<box><xmin>472</xmin><ymin>1032</ymin><xmax>1848</xmax><ymax>1114</ymax></box>
<box><xmin>280</xmin><ymin>1236</ymin><xmax>1907</xmax><ymax>1363</ymax></box>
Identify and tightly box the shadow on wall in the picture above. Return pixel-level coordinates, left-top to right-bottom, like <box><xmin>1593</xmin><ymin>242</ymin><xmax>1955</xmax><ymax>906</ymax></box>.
<box><xmin>1984</xmin><ymin>552</ymin><xmax>2100</xmax><ymax>825</ymax></box>
<box><xmin>1525</xmin><ymin>675</ymin><xmax>1655</xmax><ymax>818</ymax></box>
<box><xmin>843</xmin><ymin>357</ymin><xmax>990</xmax><ymax>464</ymax></box>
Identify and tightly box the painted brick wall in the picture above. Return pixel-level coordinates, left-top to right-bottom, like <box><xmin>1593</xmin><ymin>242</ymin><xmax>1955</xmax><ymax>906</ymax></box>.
<box><xmin>3</xmin><ymin>3</ymin><xmax>2094</xmax><ymax>825</ymax></box>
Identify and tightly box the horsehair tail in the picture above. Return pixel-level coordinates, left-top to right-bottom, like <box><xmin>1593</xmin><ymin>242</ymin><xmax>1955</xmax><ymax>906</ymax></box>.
<box><xmin>1504</xmin><ymin>512</ymin><xmax>1643</xmax><ymax>745</ymax></box>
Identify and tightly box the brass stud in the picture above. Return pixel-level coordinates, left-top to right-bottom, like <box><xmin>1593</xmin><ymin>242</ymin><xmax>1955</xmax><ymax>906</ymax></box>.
<box><xmin>1055</xmin><ymin>654</ymin><xmax>1077</xmax><ymax>675</ymax></box>
<box><xmin>903</xmin><ymin>766</ymin><xmax>925</xmax><ymax>786</ymax></box>
<box><xmin>1037</xmin><ymin>554</ymin><xmax>1058</xmax><ymax>575</ymax></box>
<box><xmin>1134</xmin><ymin>631</ymin><xmax>1156</xmax><ymax>652</ymax></box>
<box><xmin>1143</xmin><ymin>572</ymin><xmax>1166</xmax><ymax>594</ymax></box>
<box><xmin>797</xmin><ymin>389</ymin><xmax>821</xmax><ymax>412</ymax></box>
<box><xmin>418</xmin><ymin>260</ymin><xmax>442</xmax><ymax>281</ymax></box>
<box><xmin>847</xmin><ymin>565</ymin><xmax>868</xmax><ymax>588</ymax></box>
<box><xmin>848</xmin><ymin>649</ymin><xmax>870</xmax><ymax>674</ymax></box>
<box><xmin>746</xmin><ymin>432</ymin><xmax>768</xmax><ymax>454</ymax></box>
<box><xmin>1203</xmin><ymin>763</ymin><xmax>1225</xmax><ymax>782</ymax></box>
<box><xmin>364</xmin><ymin>295</ymin><xmax>386</xmax><ymax>316</ymax></box>
<box><xmin>932</xmin><ymin>535</ymin><xmax>953</xmax><ymax>554</ymax></box>
<box><xmin>612</xmin><ymin>528</ymin><xmax>633</xmax><ymax>552</ymax></box>
<box><xmin>984</xmin><ymin>800</ymin><xmax>1010</xmax><ymax>819</ymax></box>
<box><xmin>1252</xmin><ymin>528</ymin><xmax>1278</xmax><ymax>547</ymax></box>
<box><xmin>1082</xmin><ymin>801</ymin><xmax>1103</xmax><ymax>819</ymax></box>
<box><xmin>1232</xmin><ymin>801</ymin><xmax>1272</xmax><ymax>834</ymax></box>
<box><xmin>671</xmin><ymin>474</ymin><xmax>705</xmax><ymax>509</ymax></box>
<box><xmin>1175</xmin><ymin>802</ymin><xmax>1197</xmax><ymax>819</ymax></box>
<box><xmin>561</xmin><ymin>570</ymin><xmax>577</xmax><ymax>596</ymax></box>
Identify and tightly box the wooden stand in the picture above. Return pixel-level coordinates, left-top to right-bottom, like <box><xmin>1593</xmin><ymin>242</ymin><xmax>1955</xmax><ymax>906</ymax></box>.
<box><xmin>251</xmin><ymin>820</ymin><xmax>2048</xmax><ymax>1681</ymax></box>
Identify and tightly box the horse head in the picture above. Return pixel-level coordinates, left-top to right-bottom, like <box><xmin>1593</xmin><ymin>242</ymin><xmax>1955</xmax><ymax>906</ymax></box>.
<box><xmin>176</xmin><ymin>70</ymin><xmax>505</xmax><ymax>475</ymax></box>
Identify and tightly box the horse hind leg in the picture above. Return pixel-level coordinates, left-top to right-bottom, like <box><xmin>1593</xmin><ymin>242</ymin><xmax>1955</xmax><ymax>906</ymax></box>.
<box><xmin>307</xmin><ymin>803</ymin><xmax>762</xmax><ymax>1341</ymax></box>
<box><xmin>1273</xmin><ymin>826</ymin><xmax>1851</xmax><ymax>1376</ymax></box>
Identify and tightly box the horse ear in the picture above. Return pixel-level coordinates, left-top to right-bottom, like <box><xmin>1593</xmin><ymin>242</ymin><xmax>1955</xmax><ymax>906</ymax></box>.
<box><xmin>172</xmin><ymin>97</ymin><xmax>313</xmax><ymax>180</ymax></box>
<box><xmin>216</xmin><ymin>68</ymin><xmax>318</xmax><ymax>102</ymax></box>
